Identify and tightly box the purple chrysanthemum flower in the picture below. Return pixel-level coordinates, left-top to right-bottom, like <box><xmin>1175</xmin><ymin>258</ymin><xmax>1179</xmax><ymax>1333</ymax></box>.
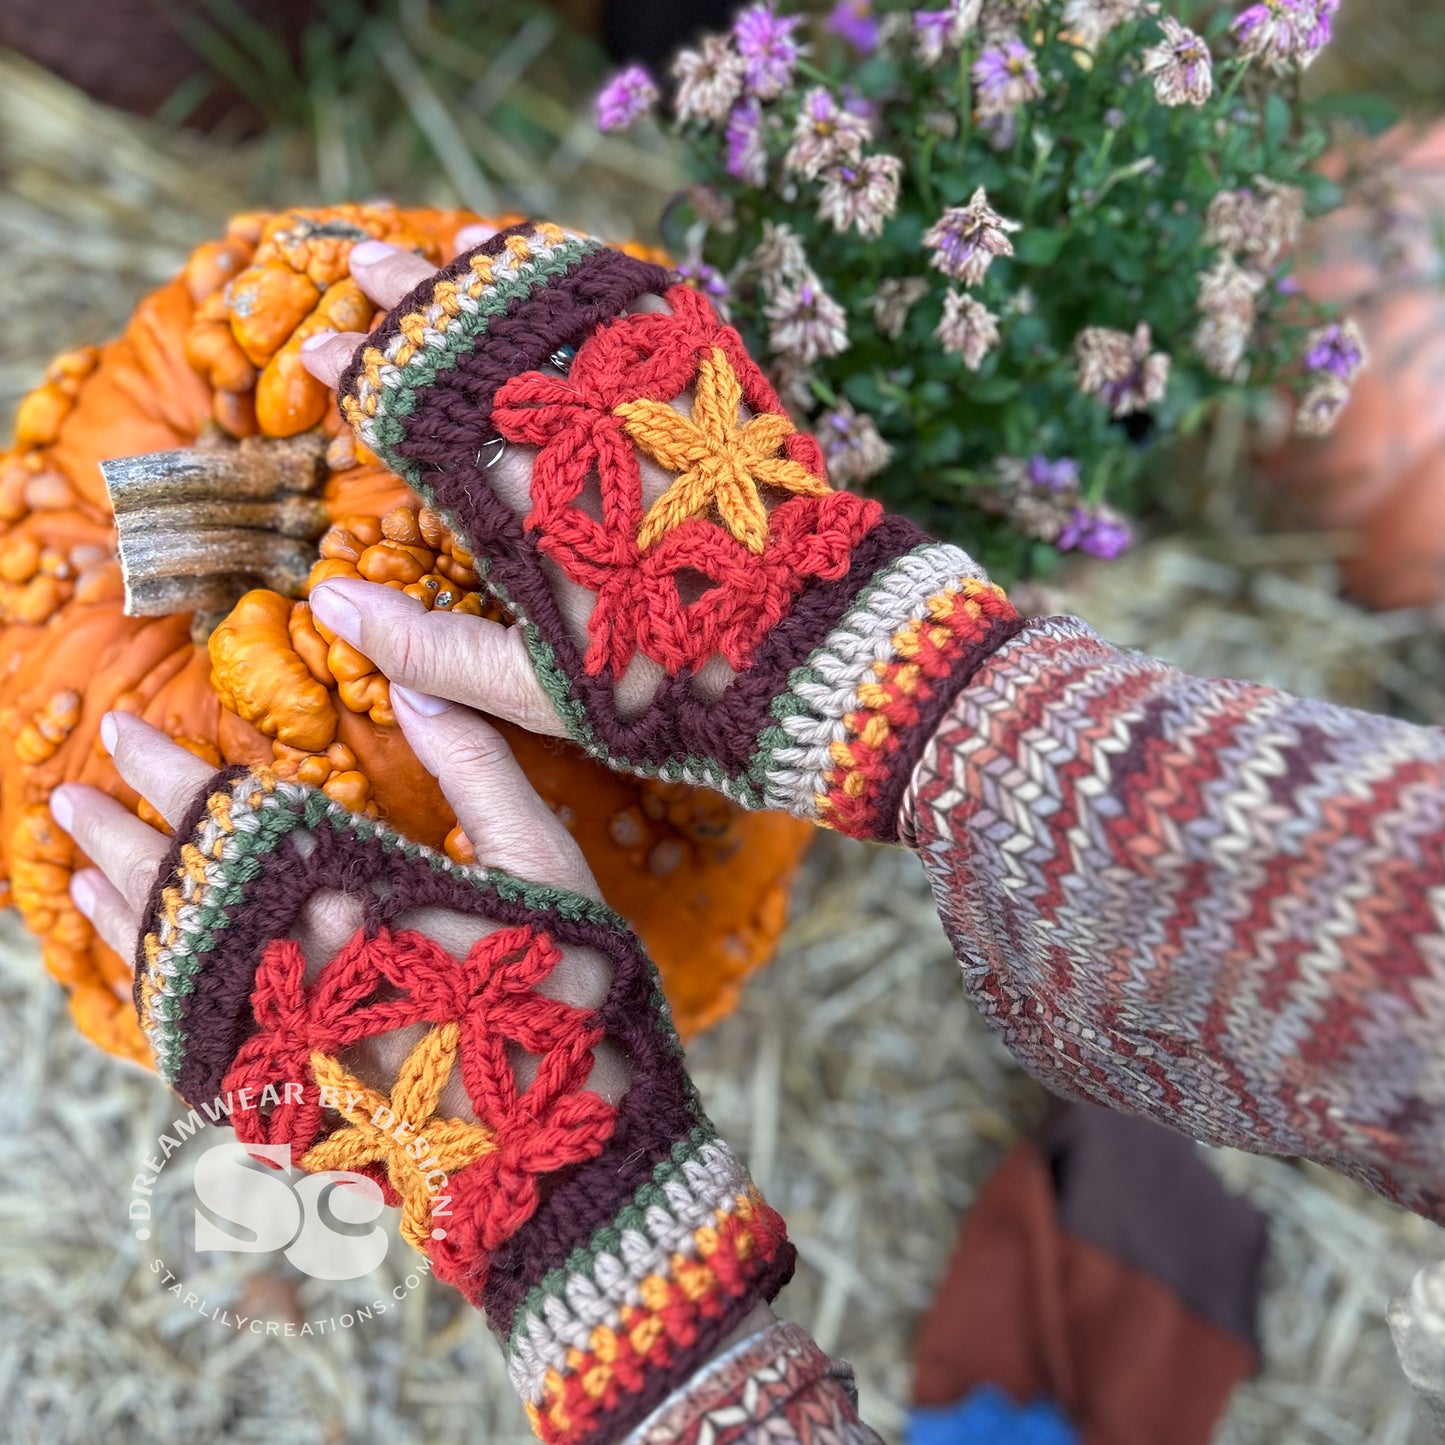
<box><xmin>922</xmin><ymin>187</ymin><xmax>1021</xmax><ymax>286</ymax></box>
<box><xmin>1294</xmin><ymin>374</ymin><xmax>1350</xmax><ymax>437</ymax></box>
<box><xmin>817</xmin><ymin>153</ymin><xmax>903</xmax><ymax>238</ymax></box>
<box><xmin>1233</xmin><ymin>0</ymin><xmax>1333</xmax><ymax>70</ymax></box>
<box><xmin>914</xmin><ymin>10</ymin><xmax>955</xmax><ymax>65</ymax></box>
<box><xmin>725</xmin><ymin>98</ymin><xmax>769</xmax><ymax>186</ymax></box>
<box><xmin>672</xmin><ymin>35</ymin><xmax>747</xmax><ymax>125</ymax></box>
<box><xmin>1075</xmin><ymin>322</ymin><xmax>1171</xmax><ymax>417</ymax></box>
<box><xmin>733</xmin><ymin>2</ymin><xmax>804</xmax><ymax>100</ymax></box>
<box><xmin>1057</xmin><ymin>505</ymin><xmax>1133</xmax><ymax>559</ymax></box>
<box><xmin>1142</xmin><ymin>15</ymin><xmax>1213</xmax><ymax>107</ymax></box>
<box><xmin>766</xmin><ymin>272</ymin><xmax>851</xmax><ymax>363</ymax></box>
<box><xmin>973</xmin><ymin>38</ymin><xmax>1043</xmax><ymax>119</ymax></box>
<box><xmin>827</xmin><ymin>0</ymin><xmax>881</xmax><ymax>53</ymax></box>
<box><xmin>678</xmin><ymin>261</ymin><xmax>732</xmax><ymax>304</ymax></box>
<box><xmin>937</xmin><ymin>290</ymin><xmax>1001</xmax><ymax>369</ymax></box>
<box><xmin>817</xmin><ymin>399</ymin><xmax>893</xmax><ymax>486</ymax></box>
<box><xmin>1062</xmin><ymin>0</ymin><xmax>1147</xmax><ymax>49</ymax></box>
<box><xmin>1026</xmin><ymin>456</ymin><xmax>1081</xmax><ymax>492</ymax></box>
<box><xmin>1304</xmin><ymin>319</ymin><xmax>1366</xmax><ymax>382</ymax></box>
<box><xmin>783</xmin><ymin>86</ymin><xmax>872</xmax><ymax>178</ymax></box>
<box><xmin>913</xmin><ymin>5</ymin><xmax>980</xmax><ymax>67</ymax></box>
<box><xmin>1294</xmin><ymin>0</ymin><xmax>1337</xmax><ymax>54</ymax></box>
<box><xmin>595</xmin><ymin>64</ymin><xmax>659</xmax><ymax>133</ymax></box>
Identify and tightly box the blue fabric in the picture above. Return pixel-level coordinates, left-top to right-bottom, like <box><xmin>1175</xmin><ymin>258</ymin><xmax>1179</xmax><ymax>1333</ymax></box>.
<box><xmin>906</xmin><ymin>1387</ymin><xmax>1077</xmax><ymax>1445</ymax></box>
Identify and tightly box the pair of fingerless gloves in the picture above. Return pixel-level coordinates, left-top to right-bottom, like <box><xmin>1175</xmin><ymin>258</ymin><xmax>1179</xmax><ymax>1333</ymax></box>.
<box><xmin>135</xmin><ymin>224</ymin><xmax>1022</xmax><ymax>1445</ymax></box>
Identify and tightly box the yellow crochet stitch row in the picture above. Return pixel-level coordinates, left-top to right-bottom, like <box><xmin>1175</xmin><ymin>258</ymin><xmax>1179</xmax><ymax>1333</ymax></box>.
<box><xmin>529</xmin><ymin>1187</ymin><xmax>773</xmax><ymax>1436</ymax></box>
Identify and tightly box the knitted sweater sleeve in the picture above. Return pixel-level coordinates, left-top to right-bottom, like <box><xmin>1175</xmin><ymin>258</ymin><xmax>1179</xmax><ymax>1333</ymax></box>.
<box><xmin>899</xmin><ymin>614</ymin><xmax>1445</xmax><ymax>1220</ymax></box>
<box><xmin>628</xmin><ymin>1322</ymin><xmax>881</xmax><ymax>1445</ymax></box>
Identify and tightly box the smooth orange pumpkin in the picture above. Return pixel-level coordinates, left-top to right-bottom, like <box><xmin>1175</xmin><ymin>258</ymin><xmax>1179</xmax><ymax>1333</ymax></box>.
<box><xmin>1268</xmin><ymin>124</ymin><xmax>1445</xmax><ymax>608</ymax></box>
<box><xmin>0</xmin><ymin>203</ymin><xmax>810</xmax><ymax>1065</ymax></box>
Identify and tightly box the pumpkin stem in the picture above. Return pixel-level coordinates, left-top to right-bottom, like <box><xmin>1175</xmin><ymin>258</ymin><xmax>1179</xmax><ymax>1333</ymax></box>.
<box><xmin>102</xmin><ymin>433</ymin><xmax>330</xmax><ymax>623</ymax></box>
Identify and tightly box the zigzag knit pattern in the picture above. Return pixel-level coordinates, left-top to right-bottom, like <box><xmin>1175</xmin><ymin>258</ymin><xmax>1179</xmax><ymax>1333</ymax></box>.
<box><xmin>135</xmin><ymin>766</ymin><xmax>793</xmax><ymax>1445</ymax></box>
<box><xmin>903</xmin><ymin>615</ymin><xmax>1445</xmax><ymax>1225</ymax></box>
<box><xmin>334</xmin><ymin>223</ymin><xmax>1024</xmax><ymax>841</ymax></box>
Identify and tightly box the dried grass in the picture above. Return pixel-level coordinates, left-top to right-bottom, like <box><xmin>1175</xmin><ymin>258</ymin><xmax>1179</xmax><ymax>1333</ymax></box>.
<box><xmin>1</xmin><ymin>35</ymin><xmax>1444</xmax><ymax>1445</ymax></box>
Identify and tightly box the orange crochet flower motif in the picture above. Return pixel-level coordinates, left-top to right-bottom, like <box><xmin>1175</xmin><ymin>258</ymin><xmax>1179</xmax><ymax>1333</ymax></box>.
<box><xmin>492</xmin><ymin>285</ymin><xmax>882</xmax><ymax>679</ymax></box>
<box><xmin>619</xmin><ymin>347</ymin><xmax>831</xmax><ymax>554</ymax></box>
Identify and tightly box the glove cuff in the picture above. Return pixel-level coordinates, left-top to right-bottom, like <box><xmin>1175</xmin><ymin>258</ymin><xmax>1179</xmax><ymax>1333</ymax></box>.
<box><xmin>501</xmin><ymin>1125</ymin><xmax>793</xmax><ymax>1445</ymax></box>
<box><xmin>338</xmin><ymin>222</ymin><xmax>673</xmax><ymax>488</ymax></box>
<box><xmin>755</xmin><ymin>546</ymin><xmax>1024</xmax><ymax>840</ymax></box>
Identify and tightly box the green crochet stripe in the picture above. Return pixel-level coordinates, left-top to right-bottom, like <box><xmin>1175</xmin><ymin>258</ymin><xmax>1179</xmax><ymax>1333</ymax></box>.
<box><xmin>148</xmin><ymin>777</ymin><xmax>628</xmax><ymax>1083</ymax></box>
<box><xmin>504</xmin><ymin>1119</ymin><xmax>721</xmax><ymax>1361</ymax></box>
<box><xmin>363</xmin><ymin>236</ymin><xmax>605</xmax><ymax>486</ymax></box>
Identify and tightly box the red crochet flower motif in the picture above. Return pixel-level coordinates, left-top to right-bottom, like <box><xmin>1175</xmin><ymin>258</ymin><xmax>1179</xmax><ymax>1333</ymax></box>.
<box><xmin>223</xmin><ymin>924</ymin><xmax>615</xmax><ymax>1295</ymax></box>
<box><xmin>492</xmin><ymin>285</ymin><xmax>882</xmax><ymax>679</ymax></box>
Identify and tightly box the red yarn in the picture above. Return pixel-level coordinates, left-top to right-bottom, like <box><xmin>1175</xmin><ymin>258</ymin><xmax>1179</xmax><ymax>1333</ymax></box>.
<box><xmin>492</xmin><ymin>285</ymin><xmax>880</xmax><ymax>679</ymax></box>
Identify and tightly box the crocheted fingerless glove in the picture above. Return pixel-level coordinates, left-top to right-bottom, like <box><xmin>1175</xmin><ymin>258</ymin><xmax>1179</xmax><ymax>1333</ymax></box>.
<box><xmin>337</xmin><ymin>222</ymin><xmax>1026</xmax><ymax>842</ymax></box>
<box><xmin>135</xmin><ymin>767</ymin><xmax>794</xmax><ymax>1445</ymax></box>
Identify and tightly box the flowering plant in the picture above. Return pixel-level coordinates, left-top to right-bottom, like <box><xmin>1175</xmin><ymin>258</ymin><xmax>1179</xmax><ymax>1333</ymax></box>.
<box><xmin>597</xmin><ymin>0</ymin><xmax>1367</xmax><ymax>577</ymax></box>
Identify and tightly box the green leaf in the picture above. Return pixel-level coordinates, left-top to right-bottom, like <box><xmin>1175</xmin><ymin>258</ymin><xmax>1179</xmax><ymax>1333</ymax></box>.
<box><xmin>1300</xmin><ymin>172</ymin><xmax>1344</xmax><ymax>216</ymax></box>
<box><xmin>966</xmin><ymin>376</ymin><xmax>1022</xmax><ymax>404</ymax></box>
<box><xmin>1014</xmin><ymin>229</ymin><xmax>1068</xmax><ymax>265</ymax></box>
<box><xmin>1264</xmin><ymin>92</ymin><xmax>1291</xmax><ymax>154</ymax></box>
<box><xmin>917</xmin><ymin>421</ymin><xmax>964</xmax><ymax>464</ymax></box>
<box><xmin>1110</xmin><ymin>253</ymin><xmax>1149</xmax><ymax>284</ymax></box>
<box><xmin>1030</xmin><ymin>542</ymin><xmax>1062</xmax><ymax>578</ymax></box>
<box><xmin>842</xmin><ymin>371</ymin><xmax>891</xmax><ymax>415</ymax></box>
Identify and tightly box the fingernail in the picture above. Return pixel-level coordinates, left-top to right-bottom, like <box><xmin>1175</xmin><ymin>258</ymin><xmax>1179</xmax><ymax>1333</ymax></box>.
<box><xmin>309</xmin><ymin>584</ymin><xmax>361</xmax><ymax>638</ymax></box>
<box><xmin>70</xmin><ymin>869</ymin><xmax>100</xmax><ymax>915</ymax></box>
<box><xmin>455</xmin><ymin>224</ymin><xmax>498</xmax><ymax>251</ymax></box>
<box><xmin>391</xmin><ymin>685</ymin><xmax>452</xmax><ymax>717</ymax></box>
<box><xmin>350</xmin><ymin>239</ymin><xmax>396</xmax><ymax>267</ymax></box>
<box><xmin>100</xmin><ymin>712</ymin><xmax>120</xmax><ymax>754</ymax></box>
<box><xmin>300</xmin><ymin>330</ymin><xmax>337</xmax><ymax>352</ymax></box>
<box><xmin>50</xmin><ymin>786</ymin><xmax>75</xmax><ymax>831</ymax></box>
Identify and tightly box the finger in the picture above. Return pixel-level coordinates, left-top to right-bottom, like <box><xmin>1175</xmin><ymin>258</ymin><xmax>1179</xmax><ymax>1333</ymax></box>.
<box><xmin>348</xmin><ymin>240</ymin><xmax>437</xmax><ymax>310</ymax></box>
<box><xmin>101</xmin><ymin>713</ymin><xmax>217</xmax><ymax>829</ymax></box>
<box><xmin>50</xmin><ymin>784</ymin><xmax>169</xmax><ymax>911</ymax></box>
<box><xmin>300</xmin><ymin>329</ymin><xmax>370</xmax><ymax>389</ymax></box>
<box><xmin>308</xmin><ymin>578</ymin><xmax>567</xmax><ymax>738</ymax></box>
<box><xmin>389</xmin><ymin>686</ymin><xmax>598</xmax><ymax>896</ymax></box>
<box><xmin>70</xmin><ymin>868</ymin><xmax>143</xmax><ymax>962</ymax></box>
<box><xmin>452</xmin><ymin>223</ymin><xmax>499</xmax><ymax>256</ymax></box>
<box><xmin>291</xmin><ymin>889</ymin><xmax>369</xmax><ymax>983</ymax></box>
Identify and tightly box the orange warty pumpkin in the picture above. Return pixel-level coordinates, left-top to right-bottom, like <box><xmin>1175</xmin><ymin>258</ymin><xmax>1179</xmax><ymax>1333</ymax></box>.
<box><xmin>0</xmin><ymin>203</ymin><xmax>811</xmax><ymax>1066</ymax></box>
